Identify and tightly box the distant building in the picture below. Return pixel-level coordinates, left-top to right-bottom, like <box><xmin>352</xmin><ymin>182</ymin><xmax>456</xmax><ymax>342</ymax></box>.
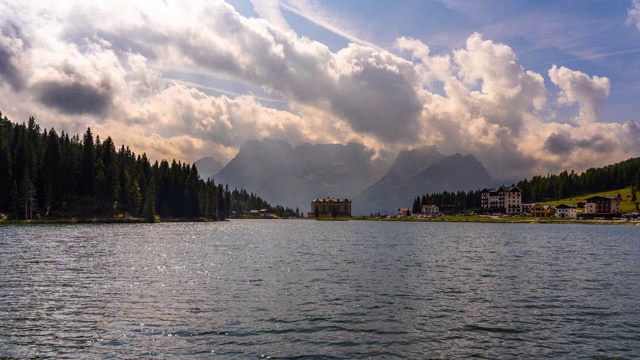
<box><xmin>530</xmin><ymin>204</ymin><xmax>556</xmax><ymax>217</ymax></box>
<box><xmin>579</xmin><ymin>196</ymin><xmax>622</xmax><ymax>219</ymax></box>
<box><xmin>311</xmin><ymin>198</ymin><xmax>352</xmax><ymax>218</ymax></box>
<box><xmin>481</xmin><ymin>186</ymin><xmax>523</xmax><ymax>214</ymax></box>
<box><xmin>556</xmin><ymin>204</ymin><xmax>577</xmax><ymax>218</ymax></box>
<box><xmin>398</xmin><ymin>208</ymin><xmax>412</xmax><ymax>217</ymax></box>
<box><xmin>422</xmin><ymin>204</ymin><xmax>439</xmax><ymax>216</ymax></box>
<box><xmin>584</xmin><ymin>196</ymin><xmax>621</xmax><ymax>215</ymax></box>
<box><xmin>521</xmin><ymin>203</ymin><xmax>535</xmax><ymax>215</ymax></box>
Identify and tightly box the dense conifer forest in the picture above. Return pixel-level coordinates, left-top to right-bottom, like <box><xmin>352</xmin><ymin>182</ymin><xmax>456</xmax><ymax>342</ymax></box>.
<box><xmin>0</xmin><ymin>112</ymin><xmax>300</xmax><ymax>221</ymax></box>
<box><xmin>411</xmin><ymin>157</ymin><xmax>640</xmax><ymax>214</ymax></box>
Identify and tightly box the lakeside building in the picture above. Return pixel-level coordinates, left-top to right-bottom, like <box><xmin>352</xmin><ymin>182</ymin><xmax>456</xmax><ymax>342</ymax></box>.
<box><xmin>521</xmin><ymin>203</ymin><xmax>535</xmax><ymax>214</ymax></box>
<box><xmin>530</xmin><ymin>204</ymin><xmax>556</xmax><ymax>217</ymax></box>
<box><xmin>398</xmin><ymin>208</ymin><xmax>412</xmax><ymax>217</ymax></box>
<box><xmin>422</xmin><ymin>204</ymin><xmax>439</xmax><ymax>216</ymax></box>
<box><xmin>311</xmin><ymin>198</ymin><xmax>352</xmax><ymax>218</ymax></box>
<box><xmin>556</xmin><ymin>204</ymin><xmax>577</xmax><ymax>218</ymax></box>
<box><xmin>580</xmin><ymin>196</ymin><xmax>622</xmax><ymax>219</ymax></box>
<box><xmin>481</xmin><ymin>186</ymin><xmax>523</xmax><ymax>214</ymax></box>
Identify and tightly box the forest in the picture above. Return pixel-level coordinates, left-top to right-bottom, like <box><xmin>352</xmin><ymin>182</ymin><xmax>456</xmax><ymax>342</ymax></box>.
<box><xmin>411</xmin><ymin>156</ymin><xmax>640</xmax><ymax>214</ymax></box>
<box><xmin>0</xmin><ymin>112</ymin><xmax>301</xmax><ymax>221</ymax></box>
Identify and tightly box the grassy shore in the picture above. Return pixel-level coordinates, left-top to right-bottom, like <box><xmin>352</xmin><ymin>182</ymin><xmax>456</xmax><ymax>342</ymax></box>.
<box><xmin>537</xmin><ymin>186</ymin><xmax>639</xmax><ymax>213</ymax></box>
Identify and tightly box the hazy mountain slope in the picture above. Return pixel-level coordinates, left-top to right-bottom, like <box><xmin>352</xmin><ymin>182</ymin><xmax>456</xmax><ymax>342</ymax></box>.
<box><xmin>351</xmin><ymin>146</ymin><xmax>444</xmax><ymax>215</ymax></box>
<box><xmin>353</xmin><ymin>152</ymin><xmax>494</xmax><ymax>215</ymax></box>
<box><xmin>194</xmin><ymin>156</ymin><xmax>224</xmax><ymax>181</ymax></box>
<box><xmin>215</xmin><ymin>139</ymin><xmax>388</xmax><ymax>209</ymax></box>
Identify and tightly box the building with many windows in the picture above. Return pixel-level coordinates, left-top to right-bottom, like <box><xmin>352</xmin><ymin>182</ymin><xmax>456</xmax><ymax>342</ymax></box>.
<box><xmin>422</xmin><ymin>204</ymin><xmax>439</xmax><ymax>216</ymax></box>
<box><xmin>311</xmin><ymin>198</ymin><xmax>352</xmax><ymax>218</ymax></box>
<box><xmin>582</xmin><ymin>196</ymin><xmax>621</xmax><ymax>218</ymax></box>
<box><xmin>481</xmin><ymin>186</ymin><xmax>523</xmax><ymax>214</ymax></box>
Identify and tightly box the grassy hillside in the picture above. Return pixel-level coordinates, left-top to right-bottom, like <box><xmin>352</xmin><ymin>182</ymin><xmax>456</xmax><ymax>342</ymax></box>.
<box><xmin>538</xmin><ymin>186</ymin><xmax>638</xmax><ymax>213</ymax></box>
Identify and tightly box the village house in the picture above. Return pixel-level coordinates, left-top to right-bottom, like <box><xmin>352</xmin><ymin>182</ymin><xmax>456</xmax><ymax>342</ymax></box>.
<box><xmin>521</xmin><ymin>203</ymin><xmax>535</xmax><ymax>215</ymax></box>
<box><xmin>481</xmin><ymin>186</ymin><xmax>523</xmax><ymax>214</ymax></box>
<box><xmin>530</xmin><ymin>204</ymin><xmax>556</xmax><ymax>217</ymax></box>
<box><xmin>311</xmin><ymin>198</ymin><xmax>352</xmax><ymax>218</ymax></box>
<box><xmin>398</xmin><ymin>208</ymin><xmax>412</xmax><ymax>217</ymax></box>
<box><xmin>421</xmin><ymin>204</ymin><xmax>439</xmax><ymax>216</ymax></box>
<box><xmin>555</xmin><ymin>204</ymin><xmax>577</xmax><ymax>218</ymax></box>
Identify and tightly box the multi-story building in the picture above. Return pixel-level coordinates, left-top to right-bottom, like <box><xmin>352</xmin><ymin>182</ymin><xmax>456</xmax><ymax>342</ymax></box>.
<box><xmin>481</xmin><ymin>186</ymin><xmax>522</xmax><ymax>214</ymax></box>
<box><xmin>311</xmin><ymin>198</ymin><xmax>352</xmax><ymax>218</ymax></box>
<box><xmin>584</xmin><ymin>196</ymin><xmax>621</xmax><ymax>215</ymax></box>
<box><xmin>422</xmin><ymin>204</ymin><xmax>439</xmax><ymax>216</ymax></box>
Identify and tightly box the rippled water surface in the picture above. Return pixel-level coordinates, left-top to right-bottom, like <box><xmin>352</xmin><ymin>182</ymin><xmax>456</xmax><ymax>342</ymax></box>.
<box><xmin>1</xmin><ymin>220</ymin><xmax>639</xmax><ymax>358</ymax></box>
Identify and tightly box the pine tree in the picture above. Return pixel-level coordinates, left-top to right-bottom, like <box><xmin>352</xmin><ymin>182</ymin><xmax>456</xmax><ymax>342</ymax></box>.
<box><xmin>79</xmin><ymin>128</ymin><xmax>95</xmax><ymax>198</ymax></box>
<box><xmin>0</xmin><ymin>142</ymin><xmax>12</xmax><ymax>213</ymax></box>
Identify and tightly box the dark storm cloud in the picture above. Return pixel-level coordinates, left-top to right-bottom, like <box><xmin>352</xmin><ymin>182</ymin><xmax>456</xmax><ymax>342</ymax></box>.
<box><xmin>35</xmin><ymin>80</ymin><xmax>112</xmax><ymax>115</ymax></box>
<box><xmin>330</xmin><ymin>61</ymin><xmax>423</xmax><ymax>143</ymax></box>
<box><xmin>544</xmin><ymin>132</ymin><xmax>615</xmax><ymax>156</ymax></box>
<box><xmin>544</xmin><ymin>132</ymin><xmax>574</xmax><ymax>155</ymax></box>
<box><xmin>0</xmin><ymin>21</ymin><xmax>26</xmax><ymax>90</ymax></box>
<box><xmin>575</xmin><ymin>135</ymin><xmax>615</xmax><ymax>153</ymax></box>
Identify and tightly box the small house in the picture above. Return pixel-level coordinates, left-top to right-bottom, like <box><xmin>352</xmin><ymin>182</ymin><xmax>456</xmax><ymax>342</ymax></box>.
<box><xmin>398</xmin><ymin>208</ymin><xmax>412</xmax><ymax>217</ymax></box>
<box><xmin>555</xmin><ymin>204</ymin><xmax>577</xmax><ymax>218</ymax></box>
<box><xmin>530</xmin><ymin>204</ymin><xmax>556</xmax><ymax>217</ymax></box>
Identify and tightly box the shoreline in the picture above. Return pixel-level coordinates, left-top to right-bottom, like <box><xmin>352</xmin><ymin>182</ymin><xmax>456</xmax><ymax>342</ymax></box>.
<box><xmin>0</xmin><ymin>216</ymin><xmax>222</xmax><ymax>225</ymax></box>
<box><xmin>1</xmin><ymin>215</ymin><xmax>638</xmax><ymax>226</ymax></box>
<box><xmin>350</xmin><ymin>215</ymin><xmax>640</xmax><ymax>226</ymax></box>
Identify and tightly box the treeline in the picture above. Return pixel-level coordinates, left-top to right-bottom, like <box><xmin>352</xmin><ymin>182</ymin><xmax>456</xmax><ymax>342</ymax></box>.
<box><xmin>0</xmin><ymin>113</ymin><xmax>299</xmax><ymax>221</ymax></box>
<box><xmin>517</xmin><ymin>157</ymin><xmax>640</xmax><ymax>203</ymax></box>
<box><xmin>411</xmin><ymin>190</ymin><xmax>482</xmax><ymax>214</ymax></box>
<box><xmin>412</xmin><ymin>157</ymin><xmax>640</xmax><ymax>213</ymax></box>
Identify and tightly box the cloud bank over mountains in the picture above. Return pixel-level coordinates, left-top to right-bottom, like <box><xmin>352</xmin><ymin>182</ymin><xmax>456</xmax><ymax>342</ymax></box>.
<box><xmin>0</xmin><ymin>0</ymin><xmax>638</xmax><ymax>180</ymax></box>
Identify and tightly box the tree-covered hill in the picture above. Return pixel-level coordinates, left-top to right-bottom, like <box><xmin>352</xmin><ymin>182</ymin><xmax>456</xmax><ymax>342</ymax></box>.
<box><xmin>0</xmin><ymin>112</ymin><xmax>299</xmax><ymax>221</ymax></box>
<box><xmin>409</xmin><ymin>157</ymin><xmax>640</xmax><ymax>214</ymax></box>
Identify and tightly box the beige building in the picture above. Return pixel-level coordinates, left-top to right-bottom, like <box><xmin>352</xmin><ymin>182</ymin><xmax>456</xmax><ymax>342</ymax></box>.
<box><xmin>585</xmin><ymin>196</ymin><xmax>621</xmax><ymax>214</ymax></box>
<box><xmin>422</xmin><ymin>204</ymin><xmax>439</xmax><ymax>216</ymax></box>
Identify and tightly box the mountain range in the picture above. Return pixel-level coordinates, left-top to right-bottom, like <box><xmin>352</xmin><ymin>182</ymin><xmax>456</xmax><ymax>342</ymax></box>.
<box><xmin>197</xmin><ymin>139</ymin><xmax>496</xmax><ymax>215</ymax></box>
<box><xmin>353</xmin><ymin>149</ymin><xmax>495</xmax><ymax>214</ymax></box>
<box><xmin>214</xmin><ymin>139</ymin><xmax>388</xmax><ymax>211</ymax></box>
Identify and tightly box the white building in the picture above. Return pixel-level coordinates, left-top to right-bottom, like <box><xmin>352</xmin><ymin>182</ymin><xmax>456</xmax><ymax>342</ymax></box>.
<box><xmin>481</xmin><ymin>186</ymin><xmax>523</xmax><ymax>214</ymax></box>
<box><xmin>422</xmin><ymin>204</ymin><xmax>439</xmax><ymax>216</ymax></box>
<box><xmin>555</xmin><ymin>204</ymin><xmax>577</xmax><ymax>218</ymax></box>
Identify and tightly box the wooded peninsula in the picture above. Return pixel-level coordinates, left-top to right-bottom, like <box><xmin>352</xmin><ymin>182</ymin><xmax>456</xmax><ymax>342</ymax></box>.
<box><xmin>0</xmin><ymin>112</ymin><xmax>300</xmax><ymax>222</ymax></box>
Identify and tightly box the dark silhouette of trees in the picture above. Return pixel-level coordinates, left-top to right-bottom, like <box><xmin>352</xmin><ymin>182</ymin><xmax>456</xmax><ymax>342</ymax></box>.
<box><xmin>0</xmin><ymin>112</ymin><xmax>297</xmax><ymax>221</ymax></box>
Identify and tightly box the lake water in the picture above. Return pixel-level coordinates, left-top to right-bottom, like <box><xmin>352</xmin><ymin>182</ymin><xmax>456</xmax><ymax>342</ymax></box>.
<box><xmin>0</xmin><ymin>220</ymin><xmax>639</xmax><ymax>358</ymax></box>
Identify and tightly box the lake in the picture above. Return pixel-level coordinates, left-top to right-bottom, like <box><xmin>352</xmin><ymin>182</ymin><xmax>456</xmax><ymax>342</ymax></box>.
<box><xmin>0</xmin><ymin>220</ymin><xmax>638</xmax><ymax>358</ymax></box>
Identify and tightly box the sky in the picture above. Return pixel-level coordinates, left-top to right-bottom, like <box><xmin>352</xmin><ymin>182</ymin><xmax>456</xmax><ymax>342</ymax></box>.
<box><xmin>1</xmin><ymin>0</ymin><xmax>639</xmax><ymax>180</ymax></box>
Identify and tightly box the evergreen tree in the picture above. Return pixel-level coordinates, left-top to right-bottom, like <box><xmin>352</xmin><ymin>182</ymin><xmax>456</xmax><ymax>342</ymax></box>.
<box><xmin>79</xmin><ymin>128</ymin><xmax>95</xmax><ymax>198</ymax></box>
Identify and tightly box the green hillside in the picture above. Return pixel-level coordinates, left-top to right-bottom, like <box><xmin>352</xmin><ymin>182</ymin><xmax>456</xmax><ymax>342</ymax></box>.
<box><xmin>538</xmin><ymin>186</ymin><xmax>638</xmax><ymax>213</ymax></box>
